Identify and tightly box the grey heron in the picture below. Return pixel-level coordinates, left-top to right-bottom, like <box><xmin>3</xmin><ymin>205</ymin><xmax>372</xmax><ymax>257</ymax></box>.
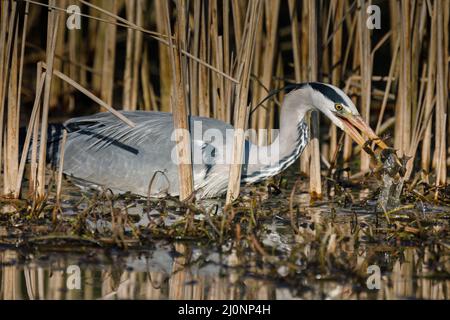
<box><xmin>43</xmin><ymin>82</ymin><xmax>387</xmax><ymax>198</ymax></box>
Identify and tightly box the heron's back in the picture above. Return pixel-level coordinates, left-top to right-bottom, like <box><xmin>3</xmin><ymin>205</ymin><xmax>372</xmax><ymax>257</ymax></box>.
<box><xmin>61</xmin><ymin>111</ymin><xmax>233</xmax><ymax>197</ymax></box>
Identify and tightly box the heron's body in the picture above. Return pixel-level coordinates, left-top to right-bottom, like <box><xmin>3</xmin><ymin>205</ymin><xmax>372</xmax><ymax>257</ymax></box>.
<box><xmin>59</xmin><ymin>110</ymin><xmax>308</xmax><ymax>198</ymax></box>
<box><xmin>42</xmin><ymin>83</ymin><xmax>385</xmax><ymax>198</ymax></box>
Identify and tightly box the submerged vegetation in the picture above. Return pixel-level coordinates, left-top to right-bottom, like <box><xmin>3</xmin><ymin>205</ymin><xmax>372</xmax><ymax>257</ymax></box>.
<box><xmin>0</xmin><ymin>0</ymin><xmax>449</xmax><ymax>299</ymax></box>
<box><xmin>0</xmin><ymin>169</ymin><xmax>449</xmax><ymax>299</ymax></box>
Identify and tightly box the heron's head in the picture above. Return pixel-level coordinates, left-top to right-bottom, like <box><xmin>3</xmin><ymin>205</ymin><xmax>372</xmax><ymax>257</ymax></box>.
<box><xmin>307</xmin><ymin>82</ymin><xmax>387</xmax><ymax>150</ymax></box>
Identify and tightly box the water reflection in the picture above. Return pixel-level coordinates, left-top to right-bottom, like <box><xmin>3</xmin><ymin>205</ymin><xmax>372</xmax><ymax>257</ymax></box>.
<box><xmin>1</xmin><ymin>243</ymin><xmax>448</xmax><ymax>300</ymax></box>
<box><xmin>1</xmin><ymin>174</ymin><xmax>449</xmax><ymax>300</ymax></box>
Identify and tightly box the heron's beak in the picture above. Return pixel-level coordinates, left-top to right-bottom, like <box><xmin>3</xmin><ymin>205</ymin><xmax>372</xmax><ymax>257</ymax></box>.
<box><xmin>339</xmin><ymin>114</ymin><xmax>388</xmax><ymax>150</ymax></box>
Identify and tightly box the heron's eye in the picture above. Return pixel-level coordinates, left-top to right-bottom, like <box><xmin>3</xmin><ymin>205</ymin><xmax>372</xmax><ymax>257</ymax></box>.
<box><xmin>335</xmin><ymin>103</ymin><xmax>344</xmax><ymax>112</ymax></box>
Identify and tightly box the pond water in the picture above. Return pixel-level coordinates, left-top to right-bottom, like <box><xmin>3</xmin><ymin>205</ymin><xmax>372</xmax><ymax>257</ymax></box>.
<box><xmin>0</xmin><ymin>240</ymin><xmax>449</xmax><ymax>300</ymax></box>
<box><xmin>0</xmin><ymin>167</ymin><xmax>449</xmax><ymax>300</ymax></box>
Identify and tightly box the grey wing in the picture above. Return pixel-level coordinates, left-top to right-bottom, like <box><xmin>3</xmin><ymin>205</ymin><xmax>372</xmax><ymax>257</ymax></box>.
<box><xmin>63</xmin><ymin>112</ymin><xmax>178</xmax><ymax>196</ymax></box>
<box><xmin>62</xmin><ymin>111</ymin><xmax>233</xmax><ymax>197</ymax></box>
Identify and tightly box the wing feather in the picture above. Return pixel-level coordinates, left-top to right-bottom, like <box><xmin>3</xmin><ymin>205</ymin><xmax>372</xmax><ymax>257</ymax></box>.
<box><xmin>62</xmin><ymin>111</ymin><xmax>234</xmax><ymax>197</ymax></box>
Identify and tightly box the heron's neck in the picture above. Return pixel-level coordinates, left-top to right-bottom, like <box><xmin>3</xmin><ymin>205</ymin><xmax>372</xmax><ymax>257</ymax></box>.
<box><xmin>242</xmin><ymin>88</ymin><xmax>313</xmax><ymax>183</ymax></box>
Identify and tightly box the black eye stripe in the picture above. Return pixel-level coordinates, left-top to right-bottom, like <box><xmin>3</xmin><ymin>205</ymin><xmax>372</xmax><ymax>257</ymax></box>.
<box><xmin>309</xmin><ymin>82</ymin><xmax>347</xmax><ymax>105</ymax></box>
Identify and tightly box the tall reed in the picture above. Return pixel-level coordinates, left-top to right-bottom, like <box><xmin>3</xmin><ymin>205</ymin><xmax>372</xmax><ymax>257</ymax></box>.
<box><xmin>226</xmin><ymin>0</ymin><xmax>262</xmax><ymax>204</ymax></box>
<box><xmin>165</xmin><ymin>0</ymin><xmax>194</xmax><ymax>201</ymax></box>
<box><xmin>307</xmin><ymin>0</ymin><xmax>322</xmax><ymax>198</ymax></box>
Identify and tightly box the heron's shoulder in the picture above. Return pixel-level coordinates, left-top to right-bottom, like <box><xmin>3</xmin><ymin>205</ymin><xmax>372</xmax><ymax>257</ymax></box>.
<box><xmin>63</xmin><ymin>111</ymin><xmax>233</xmax><ymax>149</ymax></box>
<box><xmin>189</xmin><ymin>115</ymin><xmax>233</xmax><ymax>132</ymax></box>
<box><xmin>64</xmin><ymin>111</ymin><xmax>233</xmax><ymax>130</ymax></box>
<box><xmin>63</xmin><ymin>111</ymin><xmax>177</xmax><ymax>152</ymax></box>
<box><xmin>64</xmin><ymin>111</ymin><xmax>173</xmax><ymax>130</ymax></box>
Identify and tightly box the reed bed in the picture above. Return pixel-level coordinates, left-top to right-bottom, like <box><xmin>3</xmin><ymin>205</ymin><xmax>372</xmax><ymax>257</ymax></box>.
<box><xmin>0</xmin><ymin>0</ymin><xmax>448</xmax><ymax>203</ymax></box>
